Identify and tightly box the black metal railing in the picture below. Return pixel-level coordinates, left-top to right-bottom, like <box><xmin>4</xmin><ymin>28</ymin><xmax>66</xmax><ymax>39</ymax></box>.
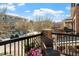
<box><xmin>1</xmin><ymin>32</ymin><xmax>79</xmax><ymax>56</ymax></box>
<box><xmin>0</xmin><ymin>34</ymin><xmax>42</xmax><ymax>56</ymax></box>
<box><xmin>52</xmin><ymin>33</ymin><xmax>79</xmax><ymax>56</ymax></box>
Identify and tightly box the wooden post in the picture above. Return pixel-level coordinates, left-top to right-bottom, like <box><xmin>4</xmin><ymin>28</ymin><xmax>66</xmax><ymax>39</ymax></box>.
<box><xmin>41</xmin><ymin>29</ymin><xmax>53</xmax><ymax>49</ymax></box>
<box><xmin>41</xmin><ymin>29</ymin><xmax>60</xmax><ymax>56</ymax></box>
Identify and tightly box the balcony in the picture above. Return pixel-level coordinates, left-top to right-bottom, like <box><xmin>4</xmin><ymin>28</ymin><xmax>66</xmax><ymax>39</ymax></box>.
<box><xmin>0</xmin><ymin>29</ymin><xmax>79</xmax><ymax>56</ymax></box>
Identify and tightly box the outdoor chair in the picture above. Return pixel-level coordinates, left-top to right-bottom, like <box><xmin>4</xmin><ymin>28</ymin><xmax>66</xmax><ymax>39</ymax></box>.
<box><xmin>41</xmin><ymin>36</ymin><xmax>60</xmax><ymax>56</ymax></box>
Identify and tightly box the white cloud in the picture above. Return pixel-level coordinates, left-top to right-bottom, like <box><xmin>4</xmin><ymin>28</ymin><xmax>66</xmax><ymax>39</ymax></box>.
<box><xmin>33</xmin><ymin>8</ymin><xmax>64</xmax><ymax>16</ymax></box>
<box><xmin>6</xmin><ymin>13</ymin><xmax>31</xmax><ymax>20</ymax></box>
<box><xmin>53</xmin><ymin>14</ymin><xmax>64</xmax><ymax>22</ymax></box>
<box><xmin>33</xmin><ymin>8</ymin><xmax>63</xmax><ymax>22</ymax></box>
<box><xmin>0</xmin><ymin>3</ymin><xmax>26</xmax><ymax>11</ymax></box>
<box><xmin>7</xmin><ymin>3</ymin><xmax>13</xmax><ymax>5</ymax></box>
<box><xmin>17</xmin><ymin>3</ymin><xmax>25</xmax><ymax>6</ymax></box>
<box><xmin>25</xmin><ymin>10</ymin><xmax>31</xmax><ymax>13</ymax></box>
<box><xmin>32</xmin><ymin>8</ymin><xmax>65</xmax><ymax>22</ymax></box>
<box><xmin>7</xmin><ymin>13</ymin><xmax>20</xmax><ymax>17</ymax></box>
<box><xmin>24</xmin><ymin>16</ymin><xmax>33</xmax><ymax>20</ymax></box>
<box><xmin>7</xmin><ymin>5</ymin><xmax>16</xmax><ymax>11</ymax></box>
<box><xmin>53</xmin><ymin>14</ymin><xmax>71</xmax><ymax>22</ymax></box>
<box><xmin>0</xmin><ymin>3</ymin><xmax>16</xmax><ymax>11</ymax></box>
<box><xmin>33</xmin><ymin>9</ymin><xmax>46</xmax><ymax>16</ymax></box>
<box><xmin>66</xmin><ymin>6</ymin><xmax>70</xmax><ymax>10</ymax></box>
<box><xmin>65</xmin><ymin>14</ymin><xmax>70</xmax><ymax>17</ymax></box>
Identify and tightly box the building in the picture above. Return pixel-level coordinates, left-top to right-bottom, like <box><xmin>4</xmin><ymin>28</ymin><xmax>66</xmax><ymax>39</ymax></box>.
<box><xmin>63</xmin><ymin>3</ymin><xmax>79</xmax><ymax>34</ymax></box>
<box><xmin>0</xmin><ymin>14</ymin><xmax>27</xmax><ymax>31</ymax></box>
<box><xmin>71</xmin><ymin>3</ymin><xmax>79</xmax><ymax>34</ymax></box>
<box><xmin>0</xmin><ymin>14</ymin><xmax>27</xmax><ymax>25</ymax></box>
<box><xmin>52</xmin><ymin>22</ymin><xmax>64</xmax><ymax>33</ymax></box>
<box><xmin>0</xmin><ymin>14</ymin><xmax>28</xmax><ymax>38</ymax></box>
<box><xmin>63</xmin><ymin>18</ymin><xmax>73</xmax><ymax>29</ymax></box>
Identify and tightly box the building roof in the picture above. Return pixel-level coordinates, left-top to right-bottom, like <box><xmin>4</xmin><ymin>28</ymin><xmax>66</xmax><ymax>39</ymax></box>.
<box><xmin>0</xmin><ymin>14</ymin><xmax>27</xmax><ymax>20</ymax></box>
<box><xmin>63</xmin><ymin>17</ymin><xmax>73</xmax><ymax>22</ymax></box>
<box><xmin>64</xmin><ymin>17</ymin><xmax>72</xmax><ymax>20</ymax></box>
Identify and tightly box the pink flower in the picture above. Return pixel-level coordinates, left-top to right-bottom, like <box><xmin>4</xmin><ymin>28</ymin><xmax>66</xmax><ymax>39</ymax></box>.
<box><xmin>27</xmin><ymin>48</ymin><xmax>42</xmax><ymax>56</ymax></box>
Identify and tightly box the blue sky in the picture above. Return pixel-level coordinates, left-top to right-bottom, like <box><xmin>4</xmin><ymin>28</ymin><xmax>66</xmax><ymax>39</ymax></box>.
<box><xmin>0</xmin><ymin>3</ymin><xmax>71</xmax><ymax>22</ymax></box>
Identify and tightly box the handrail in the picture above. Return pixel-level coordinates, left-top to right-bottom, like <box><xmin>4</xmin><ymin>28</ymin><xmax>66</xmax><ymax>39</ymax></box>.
<box><xmin>0</xmin><ymin>33</ymin><xmax>42</xmax><ymax>56</ymax></box>
<box><xmin>52</xmin><ymin>32</ymin><xmax>79</xmax><ymax>36</ymax></box>
<box><xmin>52</xmin><ymin>32</ymin><xmax>79</xmax><ymax>56</ymax></box>
<box><xmin>0</xmin><ymin>33</ymin><xmax>42</xmax><ymax>46</ymax></box>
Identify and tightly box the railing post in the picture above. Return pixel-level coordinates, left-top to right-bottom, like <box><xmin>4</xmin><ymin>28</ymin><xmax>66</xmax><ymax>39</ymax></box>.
<box><xmin>41</xmin><ymin>29</ymin><xmax>53</xmax><ymax>49</ymax></box>
<box><xmin>4</xmin><ymin>45</ymin><xmax>6</xmax><ymax>55</ymax></box>
<box><xmin>27</xmin><ymin>39</ymin><xmax>29</xmax><ymax>52</ymax></box>
<box><xmin>41</xmin><ymin>29</ymin><xmax>60</xmax><ymax>56</ymax></box>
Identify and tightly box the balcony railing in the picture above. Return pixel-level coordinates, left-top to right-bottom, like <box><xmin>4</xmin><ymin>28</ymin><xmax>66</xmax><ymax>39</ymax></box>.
<box><xmin>0</xmin><ymin>30</ymin><xmax>79</xmax><ymax>56</ymax></box>
<box><xmin>0</xmin><ymin>34</ymin><xmax>42</xmax><ymax>56</ymax></box>
<box><xmin>52</xmin><ymin>33</ymin><xmax>79</xmax><ymax>56</ymax></box>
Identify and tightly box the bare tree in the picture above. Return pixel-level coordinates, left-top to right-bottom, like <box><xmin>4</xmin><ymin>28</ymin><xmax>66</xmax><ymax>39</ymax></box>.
<box><xmin>15</xmin><ymin>20</ymin><xmax>28</xmax><ymax>34</ymax></box>
<box><xmin>33</xmin><ymin>16</ymin><xmax>53</xmax><ymax>31</ymax></box>
<box><xmin>0</xmin><ymin>3</ymin><xmax>7</xmax><ymax>23</ymax></box>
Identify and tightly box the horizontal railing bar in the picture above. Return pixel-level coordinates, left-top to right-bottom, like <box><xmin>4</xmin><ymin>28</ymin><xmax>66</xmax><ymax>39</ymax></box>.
<box><xmin>52</xmin><ymin>33</ymin><xmax>79</xmax><ymax>36</ymax></box>
<box><xmin>57</xmin><ymin>41</ymin><xmax>79</xmax><ymax>44</ymax></box>
<box><xmin>52</xmin><ymin>33</ymin><xmax>79</xmax><ymax>56</ymax></box>
<box><xmin>0</xmin><ymin>33</ymin><xmax>42</xmax><ymax>46</ymax></box>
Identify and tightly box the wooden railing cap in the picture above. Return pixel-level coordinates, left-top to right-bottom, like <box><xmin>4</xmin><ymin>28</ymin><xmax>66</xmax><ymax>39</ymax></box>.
<box><xmin>42</xmin><ymin>29</ymin><xmax>52</xmax><ymax>31</ymax></box>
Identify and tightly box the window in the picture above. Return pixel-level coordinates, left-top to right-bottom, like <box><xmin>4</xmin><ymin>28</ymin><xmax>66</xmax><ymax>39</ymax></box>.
<box><xmin>3</xmin><ymin>17</ymin><xmax>5</xmax><ymax>20</ymax></box>
<box><xmin>77</xmin><ymin>4</ymin><xmax>79</xmax><ymax>6</ymax></box>
<box><xmin>71</xmin><ymin>3</ymin><xmax>75</xmax><ymax>7</ymax></box>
